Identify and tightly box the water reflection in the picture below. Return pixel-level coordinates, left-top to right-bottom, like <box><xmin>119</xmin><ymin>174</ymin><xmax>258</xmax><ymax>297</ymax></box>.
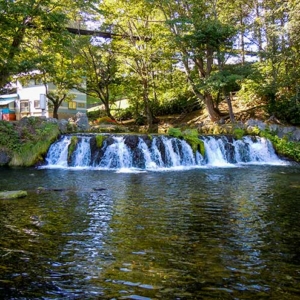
<box><xmin>0</xmin><ymin>166</ymin><xmax>300</xmax><ymax>299</ymax></box>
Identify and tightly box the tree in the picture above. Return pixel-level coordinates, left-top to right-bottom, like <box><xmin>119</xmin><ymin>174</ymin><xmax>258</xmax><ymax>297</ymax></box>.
<box><xmin>0</xmin><ymin>0</ymin><xmax>98</xmax><ymax>88</ymax></box>
<box><xmin>236</xmin><ymin>0</ymin><xmax>300</xmax><ymax>124</ymax></box>
<box><xmin>101</xmin><ymin>0</ymin><xmax>172</xmax><ymax>127</ymax></box>
<box><xmin>74</xmin><ymin>36</ymin><xmax>119</xmax><ymax>119</ymax></box>
<box><xmin>41</xmin><ymin>53</ymin><xmax>84</xmax><ymax>120</ymax></box>
<box><xmin>156</xmin><ymin>0</ymin><xmax>237</xmax><ymax>121</ymax></box>
<box><xmin>23</xmin><ymin>34</ymin><xmax>85</xmax><ymax>119</ymax></box>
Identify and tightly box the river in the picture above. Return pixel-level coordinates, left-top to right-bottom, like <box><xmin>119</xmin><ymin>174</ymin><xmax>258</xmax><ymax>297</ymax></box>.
<box><xmin>1</xmin><ymin>164</ymin><xmax>300</xmax><ymax>299</ymax></box>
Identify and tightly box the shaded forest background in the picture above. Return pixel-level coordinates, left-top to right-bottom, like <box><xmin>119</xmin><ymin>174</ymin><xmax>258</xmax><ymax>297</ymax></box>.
<box><xmin>1</xmin><ymin>0</ymin><xmax>300</xmax><ymax>128</ymax></box>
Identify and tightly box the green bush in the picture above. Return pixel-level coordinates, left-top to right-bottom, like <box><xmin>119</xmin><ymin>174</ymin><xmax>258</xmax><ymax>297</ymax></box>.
<box><xmin>152</xmin><ymin>93</ymin><xmax>202</xmax><ymax>116</ymax></box>
<box><xmin>168</xmin><ymin>127</ymin><xmax>183</xmax><ymax>138</ymax></box>
<box><xmin>0</xmin><ymin>121</ymin><xmax>21</xmax><ymax>152</ymax></box>
<box><xmin>259</xmin><ymin>130</ymin><xmax>300</xmax><ymax>162</ymax></box>
<box><xmin>87</xmin><ymin>109</ymin><xmax>107</xmax><ymax>122</ymax></box>
<box><xmin>267</xmin><ymin>96</ymin><xmax>300</xmax><ymax>125</ymax></box>
<box><xmin>117</xmin><ymin>107</ymin><xmax>133</xmax><ymax>121</ymax></box>
<box><xmin>233</xmin><ymin>128</ymin><xmax>245</xmax><ymax>140</ymax></box>
<box><xmin>68</xmin><ymin>136</ymin><xmax>78</xmax><ymax>161</ymax></box>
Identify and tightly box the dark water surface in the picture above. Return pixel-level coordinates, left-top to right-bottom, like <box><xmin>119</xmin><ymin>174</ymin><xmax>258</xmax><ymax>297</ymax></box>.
<box><xmin>1</xmin><ymin>166</ymin><xmax>300</xmax><ymax>299</ymax></box>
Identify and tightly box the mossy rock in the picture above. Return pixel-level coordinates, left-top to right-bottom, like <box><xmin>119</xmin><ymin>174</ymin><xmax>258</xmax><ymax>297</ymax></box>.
<box><xmin>68</xmin><ymin>136</ymin><xmax>78</xmax><ymax>161</ymax></box>
<box><xmin>184</xmin><ymin>136</ymin><xmax>205</xmax><ymax>156</ymax></box>
<box><xmin>168</xmin><ymin>127</ymin><xmax>205</xmax><ymax>156</ymax></box>
<box><xmin>95</xmin><ymin>135</ymin><xmax>107</xmax><ymax>148</ymax></box>
<box><xmin>0</xmin><ymin>190</ymin><xmax>27</xmax><ymax>199</ymax></box>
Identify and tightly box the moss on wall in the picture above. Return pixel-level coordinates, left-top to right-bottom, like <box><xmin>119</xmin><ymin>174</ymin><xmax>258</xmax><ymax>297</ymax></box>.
<box><xmin>6</xmin><ymin>120</ymin><xmax>60</xmax><ymax>167</ymax></box>
<box><xmin>95</xmin><ymin>135</ymin><xmax>107</xmax><ymax>148</ymax></box>
<box><xmin>168</xmin><ymin>127</ymin><xmax>205</xmax><ymax>156</ymax></box>
<box><xmin>68</xmin><ymin>136</ymin><xmax>78</xmax><ymax>161</ymax></box>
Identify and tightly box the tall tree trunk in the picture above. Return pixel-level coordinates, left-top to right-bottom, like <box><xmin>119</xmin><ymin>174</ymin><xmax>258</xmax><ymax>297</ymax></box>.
<box><xmin>143</xmin><ymin>80</ymin><xmax>153</xmax><ymax>126</ymax></box>
<box><xmin>255</xmin><ymin>0</ymin><xmax>263</xmax><ymax>62</ymax></box>
<box><xmin>240</xmin><ymin>9</ymin><xmax>245</xmax><ymax>65</ymax></box>
<box><xmin>204</xmin><ymin>93</ymin><xmax>221</xmax><ymax>121</ymax></box>
<box><xmin>226</xmin><ymin>94</ymin><xmax>235</xmax><ymax>123</ymax></box>
<box><xmin>104</xmin><ymin>101</ymin><xmax>114</xmax><ymax>120</ymax></box>
<box><xmin>182</xmin><ymin>58</ymin><xmax>221</xmax><ymax>121</ymax></box>
<box><xmin>53</xmin><ymin>105</ymin><xmax>59</xmax><ymax>119</ymax></box>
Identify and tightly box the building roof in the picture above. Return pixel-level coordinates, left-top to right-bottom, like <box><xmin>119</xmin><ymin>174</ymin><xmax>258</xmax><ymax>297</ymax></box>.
<box><xmin>0</xmin><ymin>94</ymin><xmax>18</xmax><ymax>105</ymax></box>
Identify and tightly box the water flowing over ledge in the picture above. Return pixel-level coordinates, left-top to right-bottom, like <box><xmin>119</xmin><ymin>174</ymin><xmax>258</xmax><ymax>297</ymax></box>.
<box><xmin>41</xmin><ymin>134</ymin><xmax>287</xmax><ymax>171</ymax></box>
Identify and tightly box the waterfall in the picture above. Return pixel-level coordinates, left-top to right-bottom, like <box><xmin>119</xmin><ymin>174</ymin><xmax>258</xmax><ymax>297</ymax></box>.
<box><xmin>43</xmin><ymin>134</ymin><xmax>286</xmax><ymax>170</ymax></box>
<box><xmin>71</xmin><ymin>137</ymin><xmax>91</xmax><ymax>167</ymax></box>
<box><xmin>97</xmin><ymin>136</ymin><xmax>132</xmax><ymax>169</ymax></box>
<box><xmin>45</xmin><ymin>136</ymin><xmax>71</xmax><ymax>167</ymax></box>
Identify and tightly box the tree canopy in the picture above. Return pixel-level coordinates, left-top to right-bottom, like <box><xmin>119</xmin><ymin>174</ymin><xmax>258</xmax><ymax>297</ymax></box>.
<box><xmin>1</xmin><ymin>0</ymin><xmax>300</xmax><ymax>124</ymax></box>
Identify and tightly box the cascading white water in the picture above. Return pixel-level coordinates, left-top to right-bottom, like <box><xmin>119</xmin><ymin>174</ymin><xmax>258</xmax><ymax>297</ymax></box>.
<box><xmin>43</xmin><ymin>134</ymin><xmax>286</xmax><ymax>170</ymax></box>
<box><xmin>242</xmin><ymin>136</ymin><xmax>279</xmax><ymax>163</ymax></box>
<box><xmin>45</xmin><ymin>136</ymin><xmax>71</xmax><ymax>167</ymax></box>
<box><xmin>72</xmin><ymin>137</ymin><xmax>91</xmax><ymax>167</ymax></box>
<box><xmin>138</xmin><ymin>138</ymin><xmax>158</xmax><ymax>169</ymax></box>
<box><xmin>150</xmin><ymin>137</ymin><xmax>165</xmax><ymax>167</ymax></box>
<box><xmin>201</xmin><ymin>136</ymin><xmax>231</xmax><ymax>166</ymax></box>
<box><xmin>97</xmin><ymin>136</ymin><xmax>132</xmax><ymax>169</ymax></box>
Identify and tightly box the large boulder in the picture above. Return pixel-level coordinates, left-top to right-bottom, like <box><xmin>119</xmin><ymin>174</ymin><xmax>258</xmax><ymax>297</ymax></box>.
<box><xmin>58</xmin><ymin>119</ymin><xmax>68</xmax><ymax>133</ymax></box>
<box><xmin>74</xmin><ymin>112</ymin><xmax>90</xmax><ymax>131</ymax></box>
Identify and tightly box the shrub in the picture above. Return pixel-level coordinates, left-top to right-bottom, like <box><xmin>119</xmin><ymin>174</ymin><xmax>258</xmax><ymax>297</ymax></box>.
<box><xmin>233</xmin><ymin>128</ymin><xmax>245</xmax><ymax>140</ymax></box>
<box><xmin>268</xmin><ymin>96</ymin><xmax>300</xmax><ymax>125</ymax></box>
<box><xmin>168</xmin><ymin>127</ymin><xmax>183</xmax><ymax>138</ymax></box>
<box><xmin>117</xmin><ymin>108</ymin><xmax>133</xmax><ymax>121</ymax></box>
<box><xmin>87</xmin><ymin>109</ymin><xmax>107</xmax><ymax>122</ymax></box>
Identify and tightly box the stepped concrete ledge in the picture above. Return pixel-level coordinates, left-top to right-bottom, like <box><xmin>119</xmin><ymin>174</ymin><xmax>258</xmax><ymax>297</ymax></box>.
<box><xmin>0</xmin><ymin>190</ymin><xmax>27</xmax><ymax>199</ymax></box>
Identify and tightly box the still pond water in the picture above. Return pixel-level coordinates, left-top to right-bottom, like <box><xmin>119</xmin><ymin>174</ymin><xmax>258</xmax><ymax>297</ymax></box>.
<box><xmin>1</xmin><ymin>165</ymin><xmax>300</xmax><ymax>299</ymax></box>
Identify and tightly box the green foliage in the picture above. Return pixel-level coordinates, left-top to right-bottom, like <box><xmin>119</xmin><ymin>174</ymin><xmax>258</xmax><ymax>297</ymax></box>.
<box><xmin>233</xmin><ymin>128</ymin><xmax>245</xmax><ymax>140</ymax></box>
<box><xmin>267</xmin><ymin>96</ymin><xmax>300</xmax><ymax>126</ymax></box>
<box><xmin>152</xmin><ymin>92</ymin><xmax>201</xmax><ymax>116</ymax></box>
<box><xmin>247</xmin><ymin>126</ymin><xmax>261</xmax><ymax>136</ymax></box>
<box><xmin>95</xmin><ymin>135</ymin><xmax>106</xmax><ymax>148</ymax></box>
<box><xmin>0</xmin><ymin>0</ymin><xmax>88</xmax><ymax>87</ymax></box>
<box><xmin>134</xmin><ymin>115</ymin><xmax>147</xmax><ymax>126</ymax></box>
<box><xmin>168</xmin><ymin>127</ymin><xmax>205</xmax><ymax>156</ymax></box>
<box><xmin>116</xmin><ymin>108</ymin><xmax>133</xmax><ymax>121</ymax></box>
<box><xmin>259</xmin><ymin>130</ymin><xmax>300</xmax><ymax>162</ymax></box>
<box><xmin>168</xmin><ymin>127</ymin><xmax>183</xmax><ymax>138</ymax></box>
<box><xmin>68</xmin><ymin>136</ymin><xmax>78</xmax><ymax>161</ymax></box>
<box><xmin>0</xmin><ymin>121</ymin><xmax>21</xmax><ymax>152</ymax></box>
<box><xmin>87</xmin><ymin>109</ymin><xmax>107</xmax><ymax>122</ymax></box>
<box><xmin>182</xmin><ymin>129</ymin><xmax>205</xmax><ymax>156</ymax></box>
<box><xmin>1</xmin><ymin>118</ymin><xmax>60</xmax><ymax>166</ymax></box>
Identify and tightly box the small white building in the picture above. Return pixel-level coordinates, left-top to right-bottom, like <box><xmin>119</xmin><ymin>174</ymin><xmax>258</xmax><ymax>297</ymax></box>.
<box><xmin>17</xmin><ymin>80</ymin><xmax>49</xmax><ymax>119</ymax></box>
<box><xmin>0</xmin><ymin>78</ymin><xmax>87</xmax><ymax>121</ymax></box>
